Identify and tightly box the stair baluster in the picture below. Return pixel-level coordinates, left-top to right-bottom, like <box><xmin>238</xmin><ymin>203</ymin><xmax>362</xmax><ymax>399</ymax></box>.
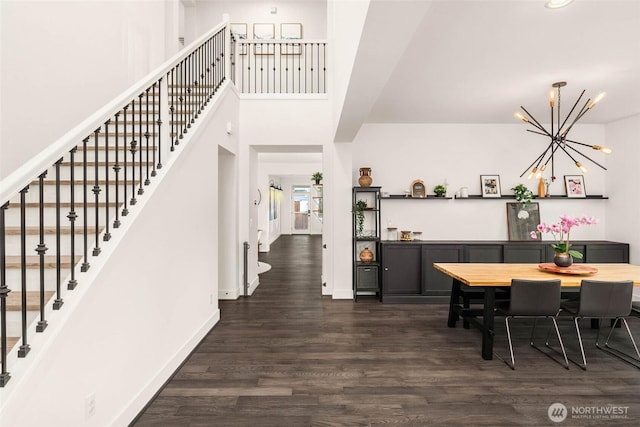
<box><xmin>53</xmin><ymin>159</ymin><xmax>64</xmax><ymax>309</ymax></box>
<box><xmin>18</xmin><ymin>186</ymin><xmax>31</xmax><ymax>357</ymax></box>
<box><xmin>36</xmin><ymin>172</ymin><xmax>48</xmax><ymax>332</ymax></box>
<box><xmin>0</xmin><ymin>202</ymin><xmax>11</xmax><ymax>386</ymax></box>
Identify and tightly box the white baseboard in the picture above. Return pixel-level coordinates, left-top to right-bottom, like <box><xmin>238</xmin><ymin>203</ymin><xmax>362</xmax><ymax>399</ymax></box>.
<box><xmin>219</xmin><ymin>287</ymin><xmax>240</xmax><ymax>300</ymax></box>
<box><xmin>112</xmin><ymin>310</ymin><xmax>220</xmax><ymax>426</ymax></box>
<box><xmin>332</xmin><ymin>288</ymin><xmax>354</xmax><ymax>299</ymax></box>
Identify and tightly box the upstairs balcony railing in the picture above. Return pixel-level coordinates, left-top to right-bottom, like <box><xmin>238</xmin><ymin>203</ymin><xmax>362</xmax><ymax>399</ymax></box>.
<box><xmin>0</xmin><ymin>22</ymin><xmax>227</xmax><ymax>388</ymax></box>
<box><xmin>230</xmin><ymin>36</ymin><xmax>327</xmax><ymax>94</ymax></box>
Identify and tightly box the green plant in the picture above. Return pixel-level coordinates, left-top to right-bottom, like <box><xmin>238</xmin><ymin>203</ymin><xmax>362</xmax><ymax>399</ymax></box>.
<box><xmin>311</xmin><ymin>171</ymin><xmax>323</xmax><ymax>183</ymax></box>
<box><xmin>433</xmin><ymin>184</ymin><xmax>447</xmax><ymax>197</ymax></box>
<box><xmin>353</xmin><ymin>200</ymin><xmax>367</xmax><ymax>236</ymax></box>
<box><xmin>511</xmin><ymin>183</ymin><xmax>533</xmax><ymax>206</ymax></box>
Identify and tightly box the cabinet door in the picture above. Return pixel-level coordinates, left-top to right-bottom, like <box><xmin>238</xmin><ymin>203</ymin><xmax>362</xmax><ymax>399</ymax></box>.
<box><xmin>382</xmin><ymin>245</ymin><xmax>421</xmax><ymax>294</ymax></box>
<box><xmin>504</xmin><ymin>243</ymin><xmax>546</xmax><ymax>263</ymax></box>
<box><xmin>423</xmin><ymin>245</ymin><xmax>463</xmax><ymax>296</ymax></box>
<box><xmin>585</xmin><ymin>244</ymin><xmax>629</xmax><ymax>263</ymax></box>
<box><xmin>464</xmin><ymin>244</ymin><xmax>503</xmax><ymax>263</ymax></box>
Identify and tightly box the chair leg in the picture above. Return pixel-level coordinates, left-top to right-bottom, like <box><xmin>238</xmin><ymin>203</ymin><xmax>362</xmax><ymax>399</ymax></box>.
<box><xmin>573</xmin><ymin>317</ymin><xmax>588</xmax><ymax>370</ymax></box>
<box><xmin>494</xmin><ymin>316</ymin><xmax>516</xmax><ymax>369</ymax></box>
<box><xmin>596</xmin><ymin>317</ymin><xmax>640</xmax><ymax>368</ymax></box>
<box><xmin>532</xmin><ymin>317</ymin><xmax>570</xmax><ymax>370</ymax></box>
<box><xmin>551</xmin><ymin>317</ymin><xmax>570</xmax><ymax>369</ymax></box>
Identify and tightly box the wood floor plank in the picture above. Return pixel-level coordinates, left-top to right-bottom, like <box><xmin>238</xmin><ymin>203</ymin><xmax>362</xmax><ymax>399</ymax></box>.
<box><xmin>132</xmin><ymin>235</ymin><xmax>640</xmax><ymax>426</ymax></box>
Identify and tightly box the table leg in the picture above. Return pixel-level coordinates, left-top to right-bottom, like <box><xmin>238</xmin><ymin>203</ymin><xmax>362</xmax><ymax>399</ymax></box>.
<box><xmin>448</xmin><ymin>279</ymin><xmax>461</xmax><ymax>327</ymax></box>
<box><xmin>481</xmin><ymin>287</ymin><xmax>495</xmax><ymax>360</ymax></box>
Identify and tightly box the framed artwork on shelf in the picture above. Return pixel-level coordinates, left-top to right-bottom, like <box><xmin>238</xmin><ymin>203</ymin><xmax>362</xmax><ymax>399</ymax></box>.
<box><xmin>506</xmin><ymin>202</ymin><xmax>541</xmax><ymax>241</ymax></box>
<box><xmin>281</xmin><ymin>23</ymin><xmax>302</xmax><ymax>55</ymax></box>
<box><xmin>480</xmin><ymin>174</ymin><xmax>501</xmax><ymax>197</ymax></box>
<box><xmin>253</xmin><ymin>23</ymin><xmax>275</xmax><ymax>55</ymax></box>
<box><xmin>565</xmin><ymin>175</ymin><xmax>586</xmax><ymax>198</ymax></box>
<box><xmin>410</xmin><ymin>179</ymin><xmax>426</xmax><ymax>198</ymax></box>
<box><xmin>230</xmin><ymin>23</ymin><xmax>247</xmax><ymax>55</ymax></box>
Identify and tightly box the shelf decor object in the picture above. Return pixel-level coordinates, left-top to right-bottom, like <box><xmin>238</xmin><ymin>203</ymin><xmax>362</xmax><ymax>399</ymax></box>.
<box><xmin>515</xmin><ymin>81</ymin><xmax>611</xmax><ymax>181</ymax></box>
<box><xmin>410</xmin><ymin>179</ymin><xmax>426</xmax><ymax>198</ymax></box>
<box><xmin>358</xmin><ymin>167</ymin><xmax>373</xmax><ymax>187</ymax></box>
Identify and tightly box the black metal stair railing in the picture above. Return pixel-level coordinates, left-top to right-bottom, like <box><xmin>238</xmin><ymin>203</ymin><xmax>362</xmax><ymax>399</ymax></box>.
<box><xmin>231</xmin><ymin>38</ymin><xmax>328</xmax><ymax>94</ymax></box>
<box><xmin>0</xmin><ymin>24</ymin><xmax>227</xmax><ymax>388</ymax></box>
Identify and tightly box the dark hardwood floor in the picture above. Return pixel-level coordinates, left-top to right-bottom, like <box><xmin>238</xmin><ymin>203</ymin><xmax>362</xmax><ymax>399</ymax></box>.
<box><xmin>133</xmin><ymin>235</ymin><xmax>640</xmax><ymax>426</ymax></box>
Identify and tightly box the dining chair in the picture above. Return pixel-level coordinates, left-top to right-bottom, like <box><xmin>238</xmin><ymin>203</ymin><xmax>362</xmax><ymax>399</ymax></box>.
<box><xmin>494</xmin><ymin>279</ymin><xmax>569</xmax><ymax>370</ymax></box>
<box><xmin>560</xmin><ymin>279</ymin><xmax>639</xmax><ymax>369</ymax></box>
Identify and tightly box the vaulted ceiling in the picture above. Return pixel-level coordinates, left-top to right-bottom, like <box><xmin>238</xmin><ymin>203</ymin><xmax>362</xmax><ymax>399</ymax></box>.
<box><xmin>338</xmin><ymin>0</ymin><xmax>640</xmax><ymax>140</ymax></box>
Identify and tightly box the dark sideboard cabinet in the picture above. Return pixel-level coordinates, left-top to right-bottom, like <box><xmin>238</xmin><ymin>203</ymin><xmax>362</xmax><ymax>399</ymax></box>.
<box><xmin>380</xmin><ymin>241</ymin><xmax>629</xmax><ymax>303</ymax></box>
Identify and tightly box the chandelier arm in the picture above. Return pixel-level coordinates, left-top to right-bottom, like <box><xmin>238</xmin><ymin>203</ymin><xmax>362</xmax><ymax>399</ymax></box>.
<box><xmin>520</xmin><ymin>106</ymin><xmax>552</xmax><ymax>136</ymax></box>
<box><xmin>520</xmin><ymin>150</ymin><xmax>547</xmax><ymax>178</ymax></box>
<box><xmin>555</xmin><ymin>142</ymin><xmax>580</xmax><ymax>164</ymax></box>
<box><xmin>560</xmin><ymin>97</ymin><xmax>591</xmax><ymax>138</ymax></box>
<box><xmin>526</xmin><ymin>129</ymin><xmax>549</xmax><ymax>137</ymax></box>
<box><xmin>565</xmin><ymin>143</ymin><xmax>608</xmax><ymax>171</ymax></box>
<box><xmin>555</xmin><ymin>90</ymin><xmax>586</xmax><ymax>138</ymax></box>
<box><xmin>564</xmin><ymin>138</ymin><xmax>595</xmax><ymax>149</ymax></box>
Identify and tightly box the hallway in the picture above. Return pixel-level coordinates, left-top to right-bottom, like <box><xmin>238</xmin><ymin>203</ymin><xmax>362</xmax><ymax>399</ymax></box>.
<box><xmin>133</xmin><ymin>235</ymin><xmax>640</xmax><ymax>426</ymax></box>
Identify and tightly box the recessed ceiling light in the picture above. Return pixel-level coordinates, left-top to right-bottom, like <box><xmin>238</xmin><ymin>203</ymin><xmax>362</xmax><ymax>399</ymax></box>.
<box><xmin>545</xmin><ymin>0</ymin><xmax>574</xmax><ymax>9</ymax></box>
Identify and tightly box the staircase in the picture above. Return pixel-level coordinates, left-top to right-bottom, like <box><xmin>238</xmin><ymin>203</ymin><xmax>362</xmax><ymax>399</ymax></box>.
<box><xmin>0</xmin><ymin>24</ymin><xmax>227</xmax><ymax>388</ymax></box>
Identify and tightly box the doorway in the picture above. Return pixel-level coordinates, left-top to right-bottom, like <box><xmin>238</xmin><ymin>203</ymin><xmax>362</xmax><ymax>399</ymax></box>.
<box><xmin>292</xmin><ymin>186</ymin><xmax>311</xmax><ymax>234</ymax></box>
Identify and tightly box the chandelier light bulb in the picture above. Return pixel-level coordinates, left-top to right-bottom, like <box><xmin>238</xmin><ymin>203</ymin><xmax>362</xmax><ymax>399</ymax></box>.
<box><xmin>549</xmin><ymin>89</ymin><xmax>556</xmax><ymax>107</ymax></box>
<box><xmin>514</xmin><ymin>112</ymin><xmax>528</xmax><ymax>122</ymax></box>
<box><xmin>593</xmin><ymin>145</ymin><xmax>612</xmax><ymax>154</ymax></box>
<box><xmin>527</xmin><ymin>167</ymin><xmax>538</xmax><ymax>180</ymax></box>
<box><xmin>576</xmin><ymin>162</ymin><xmax>588</xmax><ymax>173</ymax></box>
<box><xmin>545</xmin><ymin>0</ymin><xmax>574</xmax><ymax>9</ymax></box>
<box><xmin>587</xmin><ymin>92</ymin><xmax>607</xmax><ymax>109</ymax></box>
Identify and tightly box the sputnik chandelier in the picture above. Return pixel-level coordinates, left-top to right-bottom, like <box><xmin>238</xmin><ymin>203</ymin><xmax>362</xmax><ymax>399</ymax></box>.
<box><xmin>515</xmin><ymin>81</ymin><xmax>611</xmax><ymax>181</ymax></box>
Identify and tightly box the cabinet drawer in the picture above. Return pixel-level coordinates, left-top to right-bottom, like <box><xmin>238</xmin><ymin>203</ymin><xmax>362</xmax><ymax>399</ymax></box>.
<box><xmin>357</xmin><ymin>265</ymin><xmax>379</xmax><ymax>290</ymax></box>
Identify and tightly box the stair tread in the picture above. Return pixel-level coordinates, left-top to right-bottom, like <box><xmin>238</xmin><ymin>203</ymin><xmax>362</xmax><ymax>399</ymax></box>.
<box><xmin>4</xmin><ymin>225</ymin><xmax>104</xmax><ymax>235</ymax></box>
<box><xmin>6</xmin><ymin>337</ymin><xmax>19</xmax><ymax>351</ymax></box>
<box><xmin>5</xmin><ymin>290</ymin><xmax>56</xmax><ymax>311</ymax></box>
<box><xmin>5</xmin><ymin>255</ymin><xmax>83</xmax><ymax>269</ymax></box>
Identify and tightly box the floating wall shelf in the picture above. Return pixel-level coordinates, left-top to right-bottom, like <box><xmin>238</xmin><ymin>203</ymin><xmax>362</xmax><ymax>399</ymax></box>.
<box><xmin>453</xmin><ymin>195</ymin><xmax>608</xmax><ymax>200</ymax></box>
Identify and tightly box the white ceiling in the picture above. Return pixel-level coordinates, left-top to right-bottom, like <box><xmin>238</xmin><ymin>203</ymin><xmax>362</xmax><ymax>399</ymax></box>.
<box><xmin>345</xmin><ymin>0</ymin><xmax>640</xmax><ymax>128</ymax></box>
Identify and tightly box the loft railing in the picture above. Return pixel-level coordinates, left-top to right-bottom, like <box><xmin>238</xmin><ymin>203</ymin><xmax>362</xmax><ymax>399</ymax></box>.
<box><xmin>0</xmin><ymin>22</ymin><xmax>228</xmax><ymax>388</ymax></box>
<box><xmin>230</xmin><ymin>37</ymin><xmax>327</xmax><ymax>94</ymax></box>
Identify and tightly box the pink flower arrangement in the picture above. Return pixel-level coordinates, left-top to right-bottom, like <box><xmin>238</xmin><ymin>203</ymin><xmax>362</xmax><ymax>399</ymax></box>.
<box><xmin>530</xmin><ymin>215</ymin><xmax>598</xmax><ymax>259</ymax></box>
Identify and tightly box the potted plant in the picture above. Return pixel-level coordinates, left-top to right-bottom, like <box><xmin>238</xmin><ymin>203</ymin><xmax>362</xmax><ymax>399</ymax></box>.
<box><xmin>352</xmin><ymin>199</ymin><xmax>367</xmax><ymax>236</ymax></box>
<box><xmin>311</xmin><ymin>171</ymin><xmax>323</xmax><ymax>184</ymax></box>
<box><xmin>530</xmin><ymin>215</ymin><xmax>598</xmax><ymax>267</ymax></box>
<box><xmin>511</xmin><ymin>183</ymin><xmax>533</xmax><ymax>206</ymax></box>
<box><xmin>433</xmin><ymin>184</ymin><xmax>447</xmax><ymax>197</ymax></box>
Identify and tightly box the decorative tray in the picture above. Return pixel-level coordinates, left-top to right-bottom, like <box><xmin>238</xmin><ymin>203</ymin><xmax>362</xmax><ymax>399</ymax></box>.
<box><xmin>538</xmin><ymin>263</ymin><xmax>598</xmax><ymax>275</ymax></box>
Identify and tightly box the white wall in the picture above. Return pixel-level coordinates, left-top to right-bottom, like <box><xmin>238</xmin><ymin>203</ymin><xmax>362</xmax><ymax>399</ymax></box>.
<box><xmin>0</xmin><ymin>0</ymin><xmax>175</xmax><ymax>179</ymax></box>
<box><xmin>192</xmin><ymin>0</ymin><xmax>327</xmax><ymax>40</ymax></box>
<box><xmin>605</xmin><ymin>114</ymin><xmax>640</xmax><ymax>264</ymax></box>
<box><xmin>0</xmin><ymin>84</ymin><xmax>236</xmax><ymax>426</ymax></box>
<box><xmin>352</xmin><ymin>123</ymin><xmax>609</xmax><ymax>242</ymax></box>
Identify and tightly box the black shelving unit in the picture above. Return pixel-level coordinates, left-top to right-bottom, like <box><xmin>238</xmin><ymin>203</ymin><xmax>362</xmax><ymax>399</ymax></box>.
<box><xmin>353</xmin><ymin>186</ymin><xmax>381</xmax><ymax>300</ymax></box>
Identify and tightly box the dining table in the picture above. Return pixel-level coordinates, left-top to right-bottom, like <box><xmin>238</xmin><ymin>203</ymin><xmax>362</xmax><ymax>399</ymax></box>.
<box><xmin>434</xmin><ymin>262</ymin><xmax>640</xmax><ymax>360</ymax></box>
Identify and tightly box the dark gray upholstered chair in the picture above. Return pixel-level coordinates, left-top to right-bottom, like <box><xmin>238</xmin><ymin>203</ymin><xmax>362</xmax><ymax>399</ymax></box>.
<box><xmin>561</xmin><ymin>280</ymin><xmax>639</xmax><ymax>369</ymax></box>
<box><xmin>495</xmin><ymin>279</ymin><xmax>568</xmax><ymax>370</ymax></box>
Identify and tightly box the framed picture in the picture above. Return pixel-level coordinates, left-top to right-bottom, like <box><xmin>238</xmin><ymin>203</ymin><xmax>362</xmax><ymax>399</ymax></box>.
<box><xmin>253</xmin><ymin>23</ymin><xmax>275</xmax><ymax>55</ymax></box>
<box><xmin>230</xmin><ymin>23</ymin><xmax>247</xmax><ymax>55</ymax></box>
<box><xmin>281</xmin><ymin>23</ymin><xmax>302</xmax><ymax>55</ymax></box>
<box><xmin>506</xmin><ymin>202</ymin><xmax>541</xmax><ymax>241</ymax></box>
<box><xmin>565</xmin><ymin>175</ymin><xmax>586</xmax><ymax>198</ymax></box>
<box><xmin>480</xmin><ymin>175</ymin><xmax>501</xmax><ymax>197</ymax></box>
<box><xmin>410</xmin><ymin>179</ymin><xmax>426</xmax><ymax>198</ymax></box>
